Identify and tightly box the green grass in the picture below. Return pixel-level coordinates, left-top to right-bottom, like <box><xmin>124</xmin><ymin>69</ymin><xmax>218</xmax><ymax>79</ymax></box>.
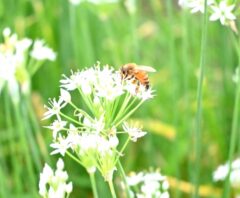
<box><xmin>0</xmin><ymin>0</ymin><xmax>239</xmax><ymax>197</ymax></box>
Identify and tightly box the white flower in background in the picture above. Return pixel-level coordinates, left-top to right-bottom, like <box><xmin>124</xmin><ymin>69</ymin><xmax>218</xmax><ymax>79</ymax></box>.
<box><xmin>39</xmin><ymin>158</ymin><xmax>73</xmax><ymax>198</ymax></box>
<box><xmin>69</xmin><ymin>0</ymin><xmax>119</xmax><ymax>5</ymax></box>
<box><xmin>69</xmin><ymin>0</ymin><xmax>81</xmax><ymax>4</ymax></box>
<box><xmin>209</xmin><ymin>1</ymin><xmax>236</xmax><ymax>25</ymax></box>
<box><xmin>124</xmin><ymin>0</ymin><xmax>136</xmax><ymax>14</ymax></box>
<box><xmin>232</xmin><ymin>67</ymin><xmax>239</xmax><ymax>83</ymax></box>
<box><xmin>43</xmin><ymin>98</ymin><xmax>66</xmax><ymax>120</ymax></box>
<box><xmin>123</xmin><ymin>122</ymin><xmax>147</xmax><ymax>142</ymax></box>
<box><xmin>3</xmin><ymin>27</ymin><xmax>11</xmax><ymax>37</ymax></box>
<box><xmin>188</xmin><ymin>0</ymin><xmax>214</xmax><ymax>13</ymax></box>
<box><xmin>15</xmin><ymin>38</ymin><xmax>32</xmax><ymax>53</ymax></box>
<box><xmin>0</xmin><ymin>28</ymin><xmax>56</xmax><ymax>102</ymax></box>
<box><xmin>31</xmin><ymin>40</ymin><xmax>56</xmax><ymax>61</ymax></box>
<box><xmin>178</xmin><ymin>0</ymin><xmax>190</xmax><ymax>8</ymax></box>
<box><xmin>213</xmin><ymin>158</ymin><xmax>240</xmax><ymax>189</ymax></box>
<box><xmin>50</xmin><ymin>136</ymin><xmax>71</xmax><ymax>156</ymax></box>
<box><xmin>126</xmin><ymin>172</ymin><xmax>144</xmax><ymax>186</ymax></box>
<box><xmin>46</xmin><ymin>120</ymin><xmax>67</xmax><ymax>140</ymax></box>
<box><xmin>213</xmin><ymin>164</ymin><xmax>229</xmax><ymax>181</ymax></box>
<box><xmin>126</xmin><ymin>170</ymin><xmax>169</xmax><ymax>198</ymax></box>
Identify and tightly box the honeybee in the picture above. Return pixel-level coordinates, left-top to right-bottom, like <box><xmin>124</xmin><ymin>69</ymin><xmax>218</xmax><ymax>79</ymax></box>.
<box><xmin>120</xmin><ymin>63</ymin><xmax>156</xmax><ymax>90</ymax></box>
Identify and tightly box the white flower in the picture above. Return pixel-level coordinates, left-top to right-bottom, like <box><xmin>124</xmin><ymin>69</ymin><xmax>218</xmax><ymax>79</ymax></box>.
<box><xmin>69</xmin><ymin>0</ymin><xmax>81</xmax><ymax>4</ymax></box>
<box><xmin>178</xmin><ymin>0</ymin><xmax>190</xmax><ymax>8</ymax></box>
<box><xmin>162</xmin><ymin>180</ymin><xmax>170</xmax><ymax>190</ymax></box>
<box><xmin>83</xmin><ymin>115</ymin><xmax>105</xmax><ymax>133</ymax></box>
<box><xmin>43</xmin><ymin>98</ymin><xmax>66</xmax><ymax>120</ymax></box>
<box><xmin>3</xmin><ymin>27</ymin><xmax>11</xmax><ymax>37</ymax></box>
<box><xmin>39</xmin><ymin>158</ymin><xmax>73</xmax><ymax>198</ymax></box>
<box><xmin>65</xmin><ymin>182</ymin><xmax>73</xmax><ymax>194</ymax></box>
<box><xmin>161</xmin><ymin>192</ymin><xmax>170</xmax><ymax>198</ymax></box>
<box><xmin>60</xmin><ymin>72</ymin><xmax>82</xmax><ymax>91</ymax></box>
<box><xmin>57</xmin><ymin>158</ymin><xmax>65</xmax><ymax>170</ymax></box>
<box><xmin>127</xmin><ymin>172</ymin><xmax>144</xmax><ymax>186</ymax></box>
<box><xmin>137</xmin><ymin>85</ymin><xmax>155</xmax><ymax>101</ymax></box>
<box><xmin>230</xmin><ymin>169</ymin><xmax>240</xmax><ymax>188</ymax></box>
<box><xmin>123</xmin><ymin>122</ymin><xmax>147</xmax><ymax>142</ymax></box>
<box><xmin>78</xmin><ymin>133</ymin><xmax>99</xmax><ymax>152</ymax></box>
<box><xmin>96</xmin><ymin>136</ymin><xmax>112</xmax><ymax>156</ymax></box>
<box><xmin>213</xmin><ymin>158</ymin><xmax>240</xmax><ymax>188</ymax></box>
<box><xmin>188</xmin><ymin>0</ymin><xmax>214</xmax><ymax>13</ymax></box>
<box><xmin>94</xmin><ymin>67</ymin><xmax>124</xmax><ymax>100</ymax></box>
<box><xmin>108</xmin><ymin>135</ymin><xmax>119</xmax><ymax>148</ymax></box>
<box><xmin>213</xmin><ymin>164</ymin><xmax>229</xmax><ymax>181</ymax></box>
<box><xmin>143</xmin><ymin>172</ymin><xmax>166</xmax><ymax>182</ymax></box>
<box><xmin>210</xmin><ymin>1</ymin><xmax>236</xmax><ymax>25</ymax></box>
<box><xmin>124</xmin><ymin>0</ymin><xmax>136</xmax><ymax>14</ymax></box>
<box><xmin>0</xmin><ymin>28</ymin><xmax>56</xmax><ymax>100</ymax></box>
<box><xmin>126</xmin><ymin>170</ymin><xmax>169</xmax><ymax>198</ymax></box>
<box><xmin>50</xmin><ymin>137</ymin><xmax>71</xmax><ymax>156</ymax></box>
<box><xmin>31</xmin><ymin>39</ymin><xmax>56</xmax><ymax>61</ymax></box>
<box><xmin>39</xmin><ymin>164</ymin><xmax>54</xmax><ymax>196</ymax></box>
<box><xmin>124</xmin><ymin>81</ymin><xmax>154</xmax><ymax>100</ymax></box>
<box><xmin>60</xmin><ymin>88</ymin><xmax>71</xmax><ymax>103</ymax></box>
<box><xmin>15</xmin><ymin>38</ymin><xmax>32</xmax><ymax>53</ymax></box>
<box><xmin>46</xmin><ymin>119</ymin><xmax>67</xmax><ymax>140</ymax></box>
<box><xmin>0</xmin><ymin>53</ymin><xmax>20</xmax><ymax>103</ymax></box>
<box><xmin>232</xmin><ymin>67</ymin><xmax>239</xmax><ymax>84</ymax></box>
<box><xmin>141</xmin><ymin>180</ymin><xmax>160</xmax><ymax>196</ymax></box>
<box><xmin>60</xmin><ymin>70</ymin><xmax>93</xmax><ymax>94</ymax></box>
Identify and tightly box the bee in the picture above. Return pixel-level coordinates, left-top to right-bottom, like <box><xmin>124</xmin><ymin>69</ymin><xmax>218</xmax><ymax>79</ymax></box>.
<box><xmin>120</xmin><ymin>63</ymin><xmax>156</xmax><ymax>90</ymax></box>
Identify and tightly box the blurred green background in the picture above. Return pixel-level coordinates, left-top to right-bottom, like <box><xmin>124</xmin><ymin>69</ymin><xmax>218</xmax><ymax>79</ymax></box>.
<box><xmin>0</xmin><ymin>0</ymin><xmax>238</xmax><ymax>197</ymax></box>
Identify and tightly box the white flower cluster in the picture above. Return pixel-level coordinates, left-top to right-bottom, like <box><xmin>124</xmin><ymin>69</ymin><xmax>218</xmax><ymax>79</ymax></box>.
<box><xmin>0</xmin><ymin>27</ymin><xmax>56</xmax><ymax>103</ymax></box>
<box><xmin>60</xmin><ymin>63</ymin><xmax>154</xmax><ymax>101</ymax></box>
<box><xmin>179</xmin><ymin>0</ymin><xmax>237</xmax><ymax>28</ymax></box>
<box><xmin>39</xmin><ymin>158</ymin><xmax>73</xmax><ymax>198</ymax></box>
<box><xmin>213</xmin><ymin>158</ymin><xmax>240</xmax><ymax>189</ymax></box>
<box><xmin>43</xmin><ymin>62</ymin><xmax>154</xmax><ymax>181</ymax></box>
<box><xmin>126</xmin><ymin>170</ymin><xmax>170</xmax><ymax>198</ymax></box>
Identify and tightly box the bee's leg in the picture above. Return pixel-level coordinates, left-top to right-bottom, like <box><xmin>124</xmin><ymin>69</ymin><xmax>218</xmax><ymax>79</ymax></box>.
<box><xmin>146</xmin><ymin>83</ymin><xmax>149</xmax><ymax>90</ymax></box>
<box><xmin>135</xmin><ymin>80</ymin><xmax>140</xmax><ymax>93</ymax></box>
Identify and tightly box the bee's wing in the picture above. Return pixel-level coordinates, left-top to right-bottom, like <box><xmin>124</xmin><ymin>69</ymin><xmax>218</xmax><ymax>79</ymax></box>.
<box><xmin>137</xmin><ymin>65</ymin><xmax>156</xmax><ymax>72</ymax></box>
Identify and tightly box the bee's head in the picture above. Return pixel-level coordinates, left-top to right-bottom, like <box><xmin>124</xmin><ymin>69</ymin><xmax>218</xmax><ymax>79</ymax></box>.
<box><xmin>120</xmin><ymin>65</ymin><xmax>128</xmax><ymax>79</ymax></box>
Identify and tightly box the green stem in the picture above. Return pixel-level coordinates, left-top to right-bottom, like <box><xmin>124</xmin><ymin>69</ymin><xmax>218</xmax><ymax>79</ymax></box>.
<box><xmin>26</xmin><ymin>97</ymin><xmax>50</xmax><ymax>162</ymax></box>
<box><xmin>13</xmin><ymin>101</ymin><xmax>37</xmax><ymax>193</ymax></box>
<box><xmin>115</xmin><ymin>137</ymin><xmax>130</xmax><ymax>164</ymax></box>
<box><xmin>3</xmin><ymin>91</ymin><xmax>20</xmax><ymax>194</ymax></box>
<box><xmin>69</xmin><ymin>101</ymin><xmax>93</xmax><ymax>121</ymax></box>
<box><xmin>108</xmin><ymin>180</ymin><xmax>117</xmax><ymax>198</ymax></box>
<box><xmin>192</xmin><ymin>0</ymin><xmax>208</xmax><ymax>198</ymax></box>
<box><xmin>89</xmin><ymin>173</ymin><xmax>99</xmax><ymax>198</ymax></box>
<box><xmin>60</xmin><ymin>112</ymin><xmax>83</xmax><ymax>126</ymax></box>
<box><xmin>112</xmin><ymin>93</ymin><xmax>131</xmax><ymax>124</ymax></box>
<box><xmin>66</xmin><ymin>151</ymin><xmax>83</xmax><ymax>166</ymax></box>
<box><xmin>114</xmin><ymin>100</ymin><xmax>144</xmax><ymax>127</ymax></box>
<box><xmin>117</xmin><ymin>161</ymin><xmax>131</xmax><ymax>198</ymax></box>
